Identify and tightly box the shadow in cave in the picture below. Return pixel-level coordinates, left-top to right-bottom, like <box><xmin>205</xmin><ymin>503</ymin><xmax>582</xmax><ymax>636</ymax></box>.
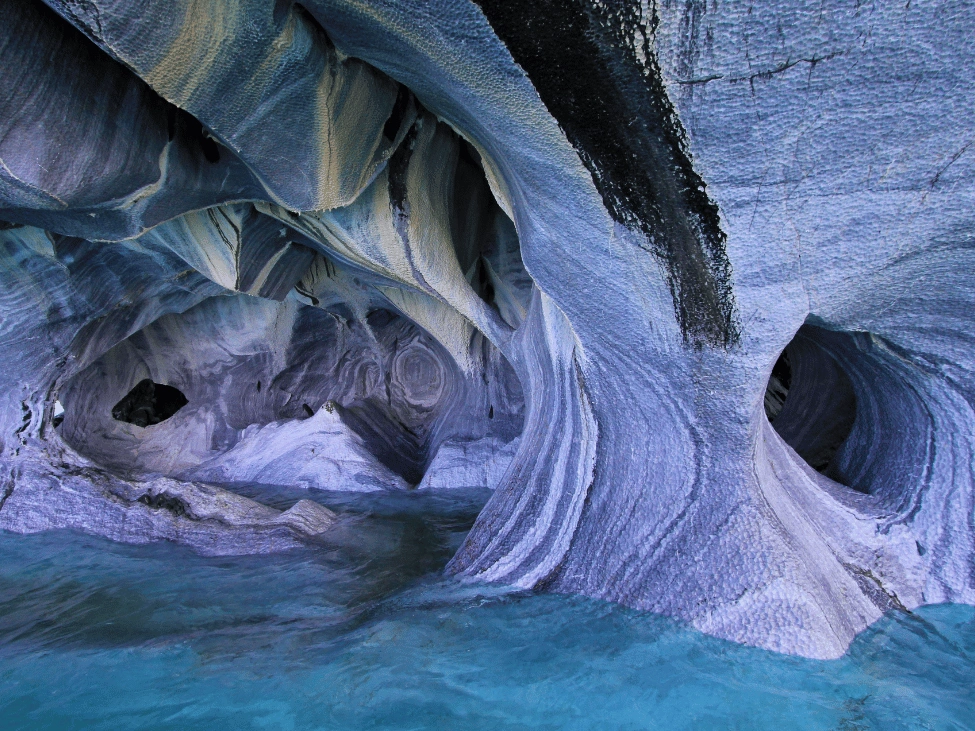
<box><xmin>448</xmin><ymin>138</ymin><xmax>533</xmax><ymax>330</ymax></box>
<box><xmin>764</xmin><ymin>324</ymin><xmax>858</xmax><ymax>484</ymax></box>
<box><xmin>334</xmin><ymin>401</ymin><xmax>427</xmax><ymax>486</ymax></box>
<box><xmin>112</xmin><ymin>379</ymin><xmax>188</xmax><ymax>428</ymax></box>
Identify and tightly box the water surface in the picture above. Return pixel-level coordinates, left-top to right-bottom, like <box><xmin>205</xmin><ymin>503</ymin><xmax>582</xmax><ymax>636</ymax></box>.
<box><xmin>1</xmin><ymin>485</ymin><xmax>972</xmax><ymax>730</ymax></box>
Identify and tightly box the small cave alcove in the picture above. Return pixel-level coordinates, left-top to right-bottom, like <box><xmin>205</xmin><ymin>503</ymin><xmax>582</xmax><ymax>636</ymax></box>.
<box><xmin>58</xmin><ymin>289</ymin><xmax>526</xmax><ymax>490</ymax></box>
<box><xmin>764</xmin><ymin>324</ymin><xmax>859</xmax><ymax>486</ymax></box>
<box><xmin>449</xmin><ymin>137</ymin><xmax>533</xmax><ymax>331</ymax></box>
<box><xmin>112</xmin><ymin>379</ymin><xmax>189</xmax><ymax>428</ymax></box>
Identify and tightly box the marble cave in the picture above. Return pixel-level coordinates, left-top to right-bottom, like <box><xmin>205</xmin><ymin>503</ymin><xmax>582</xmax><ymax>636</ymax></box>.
<box><xmin>1</xmin><ymin>0</ymin><xmax>974</xmax><ymax>670</ymax></box>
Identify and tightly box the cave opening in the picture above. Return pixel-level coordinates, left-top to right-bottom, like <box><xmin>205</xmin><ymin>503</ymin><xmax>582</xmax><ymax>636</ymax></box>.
<box><xmin>764</xmin><ymin>324</ymin><xmax>858</xmax><ymax>483</ymax></box>
<box><xmin>26</xmin><ymin>0</ymin><xmax>531</xmax><ymax>494</ymax></box>
<box><xmin>60</xmin><ymin>292</ymin><xmax>525</xmax><ymax>491</ymax></box>
<box><xmin>51</xmin><ymin>400</ymin><xmax>65</xmax><ymax>428</ymax></box>
<box><xmin>111</xmin><ymin>379</ymin><xmax>189</xmax><ymax>428</ymax></box>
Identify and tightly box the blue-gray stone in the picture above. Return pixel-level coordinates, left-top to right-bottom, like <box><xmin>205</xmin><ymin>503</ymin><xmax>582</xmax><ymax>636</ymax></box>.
<box><xmin>0</xmin><ymin>0</ymin><xmax>971</xmax><ymax>659</ymax></box>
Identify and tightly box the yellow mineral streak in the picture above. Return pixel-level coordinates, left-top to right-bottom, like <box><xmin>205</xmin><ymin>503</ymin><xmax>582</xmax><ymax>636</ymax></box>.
<box><xmin>140</xmin><ymin>206</ymin><xmax>241</xmax><ymax>291</ymax></box>
<box><xmin>145</xmin><ymin>0</ymin><xmax>239</xmax><ymax>108</ymax></box>
<box><xmin>314</xmin><ymin>58</ymin><xmax>394</xmax><ymax>210</ymax></box>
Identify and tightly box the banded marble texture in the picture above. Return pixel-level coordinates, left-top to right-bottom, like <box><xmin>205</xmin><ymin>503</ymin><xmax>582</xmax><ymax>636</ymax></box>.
<box><xmin>0</xmin><ymin>0</ymin><xmax>973</xmax><ymax>659</ymax></box>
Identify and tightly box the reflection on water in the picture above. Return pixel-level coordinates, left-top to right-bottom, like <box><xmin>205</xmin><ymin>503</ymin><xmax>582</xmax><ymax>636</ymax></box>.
<box><xmin>0</xmin><ymin>485</ymin><xmax>972</xmax><ymax>730</ymax></box>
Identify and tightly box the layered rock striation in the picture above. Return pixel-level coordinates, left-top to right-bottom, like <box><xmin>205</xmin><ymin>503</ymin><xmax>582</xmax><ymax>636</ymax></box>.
<box><xmin>0</xmin><ymin>0</ymin><xmax>973</xmax><ymax>659</ymax></box>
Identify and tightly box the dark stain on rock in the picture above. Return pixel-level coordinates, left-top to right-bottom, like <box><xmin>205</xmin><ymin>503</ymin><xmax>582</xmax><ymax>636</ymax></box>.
<box><xmin>388</xmin><ymin>126</ymin><xmax>417</xmax><ymax>214</ymax></box>
<box><xmin>472</xmin><ymin>0</ymin><xmax>738</xmax><ymax>346</ymax></box>
<box><xmin>844</xmin><ymin>563</ymin><xmax>909</xmax><ymax>613</ymax></box>
<box><xmin>667</xmin><ymin>0</ymin><xmax>712</xmax><ymax>87</ymax></box>
<box><xmin>137</xmin><ymin>491</ymin><xmax>189</xmax><ymax>518</ymax></box>
<box><xmin>387</xmin><ymin>122</ymin><xmax>418</xmax><ymax>242</ymax></box>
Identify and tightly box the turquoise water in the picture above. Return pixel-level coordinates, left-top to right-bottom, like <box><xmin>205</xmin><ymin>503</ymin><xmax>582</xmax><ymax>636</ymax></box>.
<box><xmin>0</xmin><ymin>486</ymin><xmax>972</xmax><ymax>730</ymax></box>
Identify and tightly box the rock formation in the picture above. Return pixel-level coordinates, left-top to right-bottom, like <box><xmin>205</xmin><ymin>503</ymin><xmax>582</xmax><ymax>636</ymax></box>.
<box><xmin>1</xmin><ymin>0</ymin><xmax>973</xmax><ymax>659</ymax></box>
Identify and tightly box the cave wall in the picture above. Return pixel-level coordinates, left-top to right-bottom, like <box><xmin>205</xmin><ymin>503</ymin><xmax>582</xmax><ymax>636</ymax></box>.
<box><xmin>270</xmin><ymin>0</ymin><xmax>975</xmax><ymax>658</ymax></box>
<box><xmin>0</xmin><ymin>0</ymin><xmax>972</xmax><ymax>660</ymax></box>
<box><xmin>60</xmin><ymin>289</ymin><xmax>522</xmax><ymax>488</ymax></box>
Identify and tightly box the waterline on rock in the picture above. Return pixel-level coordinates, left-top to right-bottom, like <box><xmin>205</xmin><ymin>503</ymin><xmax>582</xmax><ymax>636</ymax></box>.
<box><xmin>0</xmin><ymin>487</ymin><xmax>972</xmax><ymax>730</ymax></box>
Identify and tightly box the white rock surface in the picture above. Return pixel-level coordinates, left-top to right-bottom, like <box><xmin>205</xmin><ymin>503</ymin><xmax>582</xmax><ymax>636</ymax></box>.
<box><xmin>185</xmin><ymin>406</ymin><xmax>409</xmax><ymax>491</ymax></box>
<box><xmin>417</xmin><ymin>436</ymin><xmax>519</xmax><ymax>490</ymax></box>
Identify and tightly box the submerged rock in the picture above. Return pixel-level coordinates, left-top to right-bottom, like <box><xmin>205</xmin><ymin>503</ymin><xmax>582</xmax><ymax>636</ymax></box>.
<box><xmin>0</xmin><ymin>0</ymin><xmax>973</xmax><ymax>660</ymax></box>
<box><xmin>0</xmin><ymin>442</ymin><xmax>337</xmax><ymax>556</ymax></box>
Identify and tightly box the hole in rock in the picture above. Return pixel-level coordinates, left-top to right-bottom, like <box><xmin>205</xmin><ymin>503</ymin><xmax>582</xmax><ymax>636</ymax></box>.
<box><xmin>62</xmin><ymin>291</ymin><xmax>525</xmax><ymax>489</ymax></box>
<box><xmin>111</xmin><ymin>379</ymin><xmax>188</xmax><ymax>428</ymax></box>
<box><xmin>383</xmin><ymin>85</ymin><xmax>412</xmax><ymax>141</ymax></box>
<box><xmin>172</xmin><ymin>107</ymin><xmax>223</xmax><ymax>163</ymax></box>
<box><xmin>764</xmin><ymin>324</ymin><xmax>857</xmax><ymax>480</ymax></box>
<box><xmin>137</xmin><ymin>492</ymin><xmax>189</xmax><ymax>517</ymax></box>
<box><xmin>51</xmin><ymin>400</ymin><xmax>64</xmax><ymax>428</ymax></box>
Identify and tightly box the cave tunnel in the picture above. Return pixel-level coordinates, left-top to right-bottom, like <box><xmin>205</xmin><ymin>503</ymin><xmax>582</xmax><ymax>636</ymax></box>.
<box><xmin>765</xmin><ymin>323</ymin><xmax>858</xmax><ymax>485</ymax></box>
<box><xmin>112</xmin><ymin>379</ymin><xmax>189</xmax><ymax>428</ymax></box>
<box><xmin>764</xmin><ymin>321</ymin><xmax>932</xmax><ymax>505</ymax></box>
<box><xmin>58</xmin><ymin>254</ymin><xmax>528</xmax><ymax>491</ymax></box>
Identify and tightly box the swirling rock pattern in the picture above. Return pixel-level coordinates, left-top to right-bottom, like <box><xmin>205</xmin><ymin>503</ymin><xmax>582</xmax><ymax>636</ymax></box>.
<box><xmin>0</xmin><ymin>0</ymin><xmax>973</xmax><ymax>659</ymax></box>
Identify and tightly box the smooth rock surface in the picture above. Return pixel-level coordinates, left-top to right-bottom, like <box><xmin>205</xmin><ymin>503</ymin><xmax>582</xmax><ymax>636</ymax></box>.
<box><xmin>417</xmin><ymin>436</ymin><xmax>519</xmax><ymax>491</ymax></box>
<box><xmin>0</xmin><ymin>0</ymin><xmax>972</xmax><ymax>659</ymax></box>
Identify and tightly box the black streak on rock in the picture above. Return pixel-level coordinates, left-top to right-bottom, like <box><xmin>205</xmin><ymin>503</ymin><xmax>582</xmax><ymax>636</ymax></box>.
<box><xmin>669</xmin><ymin>0</ymin><xmax>710</xmax><ymax>87</ymax></box>
<box><xmin>383</xmin><ymin>85</ymin><xmax>412</xmax><ymax>141</ymax></box>
<box><xmin>472</xmin><ymin>0</ymin><xmax>739</xmax><ymax>346</ymax></box>
<box><xmin>388</xmin><ymin>123</ymin><xmax>418</xmax><ymax>244</ymax></box>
